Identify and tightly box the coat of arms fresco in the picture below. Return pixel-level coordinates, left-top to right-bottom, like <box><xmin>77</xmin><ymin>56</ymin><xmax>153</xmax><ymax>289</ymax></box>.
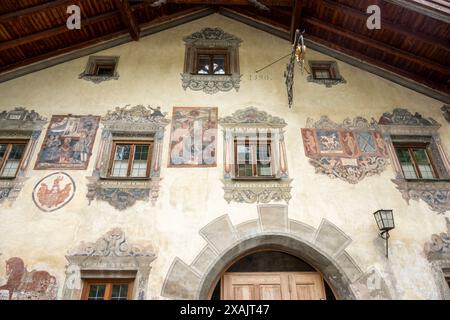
<box><xmin>35</xmin><ymin>115</ymin><xmax>99</xmax><ymax>170</ymax></box>
<box><xmin>32</xmin><ymin>172</ymin><xmax>75</xmax><ymax>212</ymax></box>
<box><xmin>301</xmin><ymin>116</ymin><xmax>389</xmax><ymax>184</ymax></box>
<box><xmin>169</xmin><ymin>107</ymin><xmax>217</xmax><ymax>167</ymax></box>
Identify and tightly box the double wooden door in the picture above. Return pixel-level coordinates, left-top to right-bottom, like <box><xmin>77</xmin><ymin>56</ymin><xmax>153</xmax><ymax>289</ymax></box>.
<box><xmin>221</xmin><ymin>272</ymin><xmax>326</xmax><ymax>300</ymax></box>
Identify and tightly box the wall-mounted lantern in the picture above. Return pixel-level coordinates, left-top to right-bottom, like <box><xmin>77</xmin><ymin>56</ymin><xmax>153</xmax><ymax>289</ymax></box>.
<box><xmin>373</xmin><ymin>209</ymin><xmax>395</xmax><ymax>258</ymax></box>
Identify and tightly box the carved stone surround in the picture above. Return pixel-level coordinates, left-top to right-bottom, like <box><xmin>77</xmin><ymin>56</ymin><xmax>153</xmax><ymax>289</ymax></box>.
<box><xmin>86</xmin><ymin>105</ymin><xmax>170</xmax><ymax>210</ymax></box>
<box><xmin>379</xmin><ymin>108</ymin><xmax>450</xmax><ymax>214</ymax></box>
<box><xmin>424</xmin><ymin>218</ymin><xmax>450</xmax><ymax>300</ymax></box>
<box><xmin>219</xmin><ymin>107</ymin><xmax>291</xmax><ymax>204</ymax></box>
<box><xmin>62</xmin><ymin>228</ymin><xmax>157</xmax><ymax>300</ymax></box>
<box><xmin>0</xmin><ymin>107</ymin><xmax>47</xmax><ymax>204</ymax></box>
<box><xmin>181</xmin><ymin>28</ymin><xmax>242</xmax><ymax>94</ymax></box>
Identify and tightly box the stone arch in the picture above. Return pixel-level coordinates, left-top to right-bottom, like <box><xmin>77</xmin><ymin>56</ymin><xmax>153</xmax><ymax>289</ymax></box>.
<box><xmin>161</xmin><ymin>205</ymin><xmax>392</xmax><ymax>300</ymax></box>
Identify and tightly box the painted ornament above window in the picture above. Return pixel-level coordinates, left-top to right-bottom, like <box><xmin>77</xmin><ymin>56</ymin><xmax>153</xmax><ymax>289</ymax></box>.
<box><xmin>301</xmin><ymin>116</ymin><xmax>389</xmax><ymax>184</ymax></box>
<box><xmin>35</xmin><ymin>115</ymin><xmax>100</xmax><ymax>170</ymax></box>
<box><xmin>32</xmin><ymin>172</ymin><xmax>75</xmax><ymax>212</ymax></box>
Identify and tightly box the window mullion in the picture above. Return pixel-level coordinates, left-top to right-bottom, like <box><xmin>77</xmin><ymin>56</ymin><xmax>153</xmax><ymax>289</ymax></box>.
<box><xmin>127</xmin><ymin>144</ymin><xmax>135</xmax><ymax>178</ymax></box>
<box><xmin>409</xmin><ymin>148</ymin><xmax>422</xmax><ymax>179</ymax></box>
<box><xmin>105</xmin><ymin>283</ymin><xmax>112</xmax><ymax>301</ymax></box>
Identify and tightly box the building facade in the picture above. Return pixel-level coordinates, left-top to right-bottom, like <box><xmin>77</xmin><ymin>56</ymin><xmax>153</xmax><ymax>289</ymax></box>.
<box><xmin>0</xmin><ymin>14</ymin><xmax>449</xmax><ymax>300</ymax></box>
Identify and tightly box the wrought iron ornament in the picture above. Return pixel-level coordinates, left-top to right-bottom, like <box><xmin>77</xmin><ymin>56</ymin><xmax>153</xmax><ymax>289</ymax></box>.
<box><xmin>284</xmin><ymin>29</ymin><xmax>304</xmax><ymax>108</ymax></box>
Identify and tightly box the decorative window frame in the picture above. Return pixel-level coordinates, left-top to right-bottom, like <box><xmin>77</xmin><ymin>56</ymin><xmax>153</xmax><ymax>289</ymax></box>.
<box><xmin>181</xmin><ymin>28</ymin><xmax>242</xmax><ymax>94</ymax></box>
<box><xmin>424</xmin><ymin>217</ymin><xmax>450</xmax><ymax>300</ymax></box>
<box><xmin>78</xmin><ymin>56</ymin><xmax>120</xmax><ymax>84</ymax></box>
<box><xmin>219</xmin><ymin>107</ymin><xmax>292</xmax><ymax>204</ymax></box>
<box><xmin>0</xmin><ymin>107</ymin><xmax>47</xmax><ymax>204</ymax></box>
<box><xmin>307</xmin><ymin>61</ymin><xmax>346</xmax><ymax>88</ymax></box>
<box><xmin>62</xmin><ymin>228</ymin><xmax>157</xmax><ymax>300</ymax></box>
<box><xmin>442</xmin><ymin>105</ymin><xmax>450</xmax><ymax>123</ymax></box>
<box><xmin>378</xmin><ymin>108</ymin><xmax>450</xmax><ymax>214</ymax></box>
<box><xmin>86</xmin><ymin>105</ymin><xmax>170</xmax><ymax>210</ymax></box>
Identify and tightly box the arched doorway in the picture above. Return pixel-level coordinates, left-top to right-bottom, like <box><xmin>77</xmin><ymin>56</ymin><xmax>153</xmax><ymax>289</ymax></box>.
<box><xmin>197</xmin><ymin>233</ymin><xmax>357</xmax><ymax>300</ymax></box>
<box><xmin>210</xmin><ymin>250</ymin><xmax>336</xmax><ymax>300</ymax></box>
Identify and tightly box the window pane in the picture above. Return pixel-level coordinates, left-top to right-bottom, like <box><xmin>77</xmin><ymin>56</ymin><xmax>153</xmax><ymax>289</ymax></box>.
<box><xmin>134</xmin><ymin>145</ymin><xmax>149</xmax><ymax>161</ymax></box>
<box><xmin>114</xmin><ymin>145</ymin><xmax>130</xmax><ymax>161</ymax></box>
<box><xmin>0</xmin><ymin>144</ymin><xmax>6</xmax><ymax>160</ymax></box>
<box><xmin>237</xmin><ymin>144</ymin><xmax>251</xmax><ymax>164</ymax></box>
<box><xmin>413</xmin><ymin>148</ymin><xmax>435</xmax><ymax>179</ymax></box>
<box><xmin>112</xmin><ymin>161</ymin><xmax>128</xmax><ymax>177</ymax></box>
<box><xmin>111</xmin><ymin>284</ymin><xmax>129</xmax><ymax>300</ymax></box>
<box><xmin>395</xmin><ymin>148</ymin><xmax>417</xmax><ymax>179</ymax></box>
<box><xmin>96</xmin><ymin>65</ymin><xmax>114</xmax><ymax>76</ymax></box>
<box><xmin>257</xmin><ymin>143</ymin><xmax>272</xmax><ymax>176</ymax></box>
<box><xmin>131</xmin><ymin>161</ymin><xmax>148</xmax><ymax>177</ymax></box>
<box><xmin>314</xmin><ymin>69</ymin><xmax>331</xmax><ymax>79</ymax></box>
<box><xmin>87</xmin><ymin>284</ymin><xmax>106</xmax><ymax>300</ymax></box>
<box><xmin>212</xmin><ymin>55</ymin><xmax>226</xmax><ymax>74</ymax></box>
<box><xmin>197</xmin><ymin>55</ymin><xmax>210</xmax><ymax>74</ymax></box>
<box><xmin>1</xmin><ymin>144</ymin><xmax>25</xmax><ymax>177</ymax></box>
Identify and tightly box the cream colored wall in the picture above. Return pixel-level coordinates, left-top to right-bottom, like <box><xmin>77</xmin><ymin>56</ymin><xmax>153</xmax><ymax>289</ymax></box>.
<box><xmin>0</xmin><ymin>13</ymin><xmax>448</xmax><ymax>300</ymax></box>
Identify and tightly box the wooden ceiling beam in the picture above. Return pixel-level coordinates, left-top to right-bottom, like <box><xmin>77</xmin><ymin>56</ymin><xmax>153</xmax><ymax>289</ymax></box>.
<box><xmin>304</xmin><ymin>17</ymin><xmax>450</xmax><ymax>75</ymax></box>
<box><xmin>0</xmin><ymin>0</ymin><xmax>85</xmax><ymax>24</ymax></box>
<box><xmin>0</xmin><ymin>11</ymin><xmax>119</xmax><ymax>52</ymax></box>
<box><xmin>290</xmin><ymin>0</ymin><xmax>303</xmax><ymax>42</ymax></box>
<box><xmin>114</xmin><ymin>0</ymin><xmax>140</xmax><ymax>41</ymax></box>
<box><xmin>133</xmin><ymin>0</ymin><xmax>293</xmax><ymax>6</ymax></box>
<box><xmin>316</xmin><ymin>0</ymin><xmax>449</xmax><ymax>53</ymax></box>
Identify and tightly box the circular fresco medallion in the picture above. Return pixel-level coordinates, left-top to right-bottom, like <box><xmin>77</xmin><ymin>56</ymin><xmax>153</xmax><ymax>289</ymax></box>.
<box><xmin>32</xmin><ymin>172</ymin><xmax>76</xmax><ymax>212</ymax></box>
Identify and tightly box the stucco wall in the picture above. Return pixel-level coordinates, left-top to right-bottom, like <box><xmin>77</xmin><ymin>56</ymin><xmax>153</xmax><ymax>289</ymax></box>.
<box><xmin>0</xmin><ymin>13</ymin><xmax>448</xmax><ymax>300</ymax></box>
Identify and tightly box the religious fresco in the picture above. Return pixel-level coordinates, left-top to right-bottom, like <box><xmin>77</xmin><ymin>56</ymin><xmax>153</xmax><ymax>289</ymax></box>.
<box><xmin>169</xmin><ymin>107</ymin><xmax>217</xmax><ymax>167</ymax></box>
<box><xmin>32</xmin><ymin>172</ymin><xmax>75</xmax><ymax>212</ymax></box>
<box><xmin>301</xmin><ymin>116</ymin><xmax>389</xmax><ymax>184</ymax></box>
<box><xmin>35</xmin><ymin>115</ymin><xmax>100</xmax><ymax>170</ymax></box>
<box><xmin>0</xmin><ymin>257</ymin><xmax>57</xmax><ymax>300</ymax></box>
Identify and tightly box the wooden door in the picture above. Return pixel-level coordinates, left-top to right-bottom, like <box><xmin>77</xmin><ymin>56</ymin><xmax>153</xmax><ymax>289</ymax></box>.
<box><xmin>221</xmin><ymin>272</ymin><xmax>326</xmax><ymax>300</ymax></box>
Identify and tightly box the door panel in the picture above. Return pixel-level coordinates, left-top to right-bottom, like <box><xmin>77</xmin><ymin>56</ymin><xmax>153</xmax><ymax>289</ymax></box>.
<box><xmin>222</xmin><ymin>272</ymin><xmax>326</xmax><ymax>300</ymax></box>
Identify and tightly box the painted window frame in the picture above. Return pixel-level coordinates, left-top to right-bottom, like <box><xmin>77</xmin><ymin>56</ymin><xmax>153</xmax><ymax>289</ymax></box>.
<box><xmin>0</xmin><ymin>139</ymin><xmax>29</xmax><ymax>179</ymax></box>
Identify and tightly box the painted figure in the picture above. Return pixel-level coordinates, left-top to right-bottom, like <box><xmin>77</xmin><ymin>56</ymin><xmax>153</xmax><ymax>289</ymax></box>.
<box><xmin>343</xmin><ymin>131</ymin><xmax>358</xmax><ymax>156</ymax></box>
<box><xmin>303</xmin><ymin>129</ymin><xmax>318</xmax><ymax>155</ymax></box>
<box><xmin>0</xmin><ymin>257</ymin><xmax>57</xmax><ymax>300</ymax></box>
<box><xmin>36</xmin><ymin>176</ymin><xmax>72</xmax><ymax>209</ymax></box>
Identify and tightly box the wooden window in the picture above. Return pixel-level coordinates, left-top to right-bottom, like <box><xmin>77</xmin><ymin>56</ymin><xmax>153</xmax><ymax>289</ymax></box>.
<box><xmin>0</xmin><ymin>140</ymin><xmax>28</xmax><ymax>178</ymax></box>
<box><xmin>234</xmin><ymin>139</ymin><xmax>273</xmax><ymax>179</ymax></box>
<box><xmin>81</xmin><ymin>279</ymin><xmax>134</xmax><ymax>300</ymax></box>
<box><xmin>311</xmin><ymin>63</ymin><xmax>336</xmax><ymax>80</ymax></box>
<box><xmin>83</xmin><ymin>56</ymin><xmax>119</xmax><ymax>77</ymax></box>
<box><xmin>394</xmin><ymin>143</ymin><xmax>438</xmax><ymax>179</ymax></box>
<box><xmin>195</xmin><ymin>49</ymin><xmax>229</xmax><ymax>75</ymax></box>
<box><xmin>108</xmin><ymin>141</ymin><xmax>153</xmax><ymax>178</ymax></box>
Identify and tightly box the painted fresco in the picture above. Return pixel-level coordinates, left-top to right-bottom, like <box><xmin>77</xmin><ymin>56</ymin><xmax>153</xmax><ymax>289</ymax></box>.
<box><xmin>169</xmin><ymin>107</ymin><xmax>218</xmax><ymax>167</ymax></box>
<box><xmin>32</xmin><ymin>172</ymin><xmax>75</xmax><ymax>212</ymax></box>
<box><xmin>0</xmin><ymin>257</ymin><xmax>57</xmax><ymax>300</ymax></box>
<box><xmin>301</xmin><ymin>116</ymin><xmax>389</xmax><ymax>184</ymax></box>
<box><xmin>35</xmin><ymin>115</ymin><xmax>99</xmax><ymax>170</ymax></box>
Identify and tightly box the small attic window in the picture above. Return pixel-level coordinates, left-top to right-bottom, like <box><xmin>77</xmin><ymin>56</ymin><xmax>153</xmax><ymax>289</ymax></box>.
<box><xmin>79</xmin><ymin>56</ymin><xmax>119</xmax><ymax>84</ymax></box>
<box><xmin>307</xmin><ymin>60</ymin><xmax>346</xmax><ymax>88</ymax></box>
